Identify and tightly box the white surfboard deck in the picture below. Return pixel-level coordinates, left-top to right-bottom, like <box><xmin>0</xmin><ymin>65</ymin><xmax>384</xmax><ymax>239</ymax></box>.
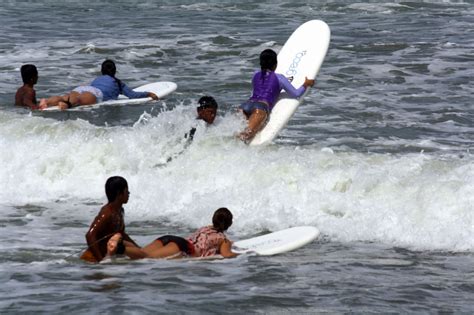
<box><xmin>249</xmin><ymin>20</ymin><xmax>330</xmax><ymax>146</ymax></box>
<box><xmin>41</xmin><ymin>81</ymin><xmax>177</xmax><ymax>112</ymax></box>
<box><xmin>231</xmin><ymin>226</ymin><xmax>320</xmax><ymax>256</ymax></box>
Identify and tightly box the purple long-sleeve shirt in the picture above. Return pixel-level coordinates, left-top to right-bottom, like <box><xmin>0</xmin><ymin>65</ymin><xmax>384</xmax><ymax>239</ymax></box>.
<box><xmin>249</xmin><ymin>70</ymin><xmax>306</xmax><ymax>111</ymax></box>
<box><xmin>276</xmin><ymin>73</ymin><xmax>306</xmax><ymax>98</ymax></box>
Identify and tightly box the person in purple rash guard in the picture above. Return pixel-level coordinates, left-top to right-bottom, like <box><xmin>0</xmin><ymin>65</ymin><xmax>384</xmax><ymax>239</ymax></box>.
<box><xmin>238</xmin><ymin>49</ymin><xmax>314</xmax><ymax>142</ymax></box>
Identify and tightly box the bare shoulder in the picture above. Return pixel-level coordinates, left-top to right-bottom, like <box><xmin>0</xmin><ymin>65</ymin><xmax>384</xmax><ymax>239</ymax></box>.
<box><xmin>15</xmin><ymin>87</ymin><xmax>25</xmax><ymax>105</ymax></box>
<box><xmin>99</xmin><ymin>204</ymin><xmax>112</xmax><ymax>215</ymax></box>
<box><xmin>20</xmin><ymin>85</ymin><xmax>34</xmax><ymax>95</ymax></box>
<box><xmin>100</xmin><ymin>203</ymin><xmax>123</xmax><ymax>219</ymax></box>
<box><xmin>15</xmin><ymin>86</ymin><xmax>36</xmax><ymax>106</ymax></box>
<box><xmin>15</xmin><ymin>86</ymin><xmax>25</xmax><ymax>94</ymax></box>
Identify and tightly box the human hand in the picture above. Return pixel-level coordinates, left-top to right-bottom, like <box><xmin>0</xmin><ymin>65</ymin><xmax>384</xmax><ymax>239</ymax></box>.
<box><xmin>303</xmin><ymin>77</ymin><xmax>315</xmax><ymax>88</ymax></box>
<box><xmin>148</xmin><ymin>92</ymin><xmax>159</xmax><ymax>100</ymax></box>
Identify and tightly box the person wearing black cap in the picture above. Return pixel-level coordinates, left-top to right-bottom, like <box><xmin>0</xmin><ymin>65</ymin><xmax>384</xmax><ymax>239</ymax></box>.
<box><xmin>186</xmin><ymin>95</ymin><xmax>219</xmax><ymax>141</ymax></box>
<box><xmin>155</xmin><ymin>96</ymin><xmax>219</xmax><ymax>167</ymax></box>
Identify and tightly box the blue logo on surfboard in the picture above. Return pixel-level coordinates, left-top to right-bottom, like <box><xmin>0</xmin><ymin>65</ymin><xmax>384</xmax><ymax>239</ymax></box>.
<box><xmin>286</xmin><ymin>50</ymin><xmax>307</xmax><ymax>76</ymax></box>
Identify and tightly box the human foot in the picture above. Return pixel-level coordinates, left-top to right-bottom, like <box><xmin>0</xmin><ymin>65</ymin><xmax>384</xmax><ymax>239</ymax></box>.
<box><xmin>39</xmin><ymin>98</ymin><xmax>48</xmax><ymax>109</ymax></box>
<box><xmin>106</xmin><ymin>233</ymin><xmax>122</xmax><ymax>256</ymax></box>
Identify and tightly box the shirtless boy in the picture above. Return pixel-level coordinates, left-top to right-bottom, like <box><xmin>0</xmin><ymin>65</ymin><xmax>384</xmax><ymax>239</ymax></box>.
<box><xmin>80</xmin><ymin>176</ymin><xmax>140</xmax><ymax>263</ymax></box>
<box><xmin>15</xmin><ymin>64</ymin><xmax>38</xmax><ymax>109</ymax></box>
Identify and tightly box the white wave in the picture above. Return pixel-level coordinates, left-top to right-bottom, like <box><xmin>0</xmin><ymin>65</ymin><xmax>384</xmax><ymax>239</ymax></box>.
<box><xmin>347</xmin><ymin>3</ymin><xmax>414</xmax><ymax>13</ymax></box>
<box><xmin>0</xmin><ymin>109</ymin><xmax>472</xmax><ymax>252</ymax></box>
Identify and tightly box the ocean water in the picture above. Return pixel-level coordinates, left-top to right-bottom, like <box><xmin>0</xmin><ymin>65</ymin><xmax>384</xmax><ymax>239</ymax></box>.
<box><xmin>0</xmin><ymin>0</ymin><xmax>473</xmax><ymax>313</ymax></box>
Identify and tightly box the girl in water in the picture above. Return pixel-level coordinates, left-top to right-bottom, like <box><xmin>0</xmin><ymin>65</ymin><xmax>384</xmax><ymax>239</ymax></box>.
<box><xmin>39</xmin><ymin>59</ymin><xmax>157</xmax><ymax>110</ymax></box>
<box><xmin>239</xmin><ymin>49</ymin><xmax>315</xmax><ymax>141</ymax></box>
<box><xmin>90</xmin><ymin>59</ymin><xmax>158</xmax><ymax>102</ymax></box>
<box><xmin>106</xmin><ymin>207</ymin><xmax>238</xmax><ymax>259</ymax></box>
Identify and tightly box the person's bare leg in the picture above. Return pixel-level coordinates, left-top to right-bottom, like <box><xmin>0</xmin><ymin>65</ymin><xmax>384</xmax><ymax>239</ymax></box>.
<box><xmin>122</xmin><ymin>245</ymin><xmax>148</xmax><ymax>259</ymax></box>
<box><xmin>39</xmin><ymin>95</ymin><xmax>69</xmax><ymax>109</ymax></box>
<box><xmin>106</xmin><ymin>234</ymin><xmax>149</xmax><ymax>260</ymax></box>
<box><xmin>143</xmin><ymin>242</ymin><xmax>182</xmax><ymax>259</ymax></box>
<box><xmin>142</xmin><ymin>239</ymin><xmax>164</xmax><ymax>252</ymax></box>
<box><xmin>239</xmin><ymin>109</ymin><xmax>268</xmax><ymax>141</ymax></box>
<box><xmin>107</xmin><ymin>237</ymin><xmax>181</xmax><ymax>260</ymax></box>
<box><xmin>248</xmin><ymin>109</ymin><xmax>268</xmax><ymax>132</ymax></box>
<box><xmin>56</xmin><ymin>92</ymin><xmax>81</xmax><ymax>110</ymax></box>
<box><xmin>76</xmin><ymin>92</ymin><xmax>97</xmax><ymax>106</ymax></box>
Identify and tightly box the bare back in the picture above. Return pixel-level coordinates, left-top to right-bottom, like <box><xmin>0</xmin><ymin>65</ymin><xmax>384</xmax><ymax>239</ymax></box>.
<box><xmin>81</xmin><ymin>204</ymin><xmax>128</xmax><ymax>262</ymax></box>
<box><xmin>15</xmin><ymin>85</ymin><xmax>37</xmax><ymax>108</ymax></box>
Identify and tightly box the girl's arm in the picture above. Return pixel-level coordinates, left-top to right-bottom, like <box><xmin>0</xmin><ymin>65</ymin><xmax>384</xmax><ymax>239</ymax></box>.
<box><xmin>124</xmin><ymin>87</ymin><xmax>158</xmax><ymax>100</ymax></box>
<box><xmin>276</xmin><ymin>74</ymin><xmax>314</xmax><ymax>98</ymax></box>
<box><xmin>219</xmin><ymin>239</ymin><xmax>238</xmax><ymax>258</ymax></box>
<box><xmin>121</xmin><ymin>82</ymin><xmax>152</xmax><ymax>99</ymax></box>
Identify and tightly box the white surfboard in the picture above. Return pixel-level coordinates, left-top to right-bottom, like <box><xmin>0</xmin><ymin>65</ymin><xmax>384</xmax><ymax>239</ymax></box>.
<box><xmin>232</xmin><ymin>226</ymin><xmax>320</xmax><ymax>256</ymax></box>
<box><xmin>41</xmin><ymin>81</ymin><xmax>177</xmax><ymax>111</ymax></box>
<box><xmin>249</xmin><ymin>20</ymin><xmax>330</xmax><ymax>146</ymax></box>
<box><xmin>100</xmin><ymin>226</ymin><xmax>320</xmax><ymax>263</ymax></box>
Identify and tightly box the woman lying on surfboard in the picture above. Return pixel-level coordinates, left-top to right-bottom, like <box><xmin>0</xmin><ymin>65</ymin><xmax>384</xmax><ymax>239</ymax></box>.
<box><xmin>91</xmin><ymin>59</ymin><xmax>158</xmax><ymax>102</ymax></box>
<box><xmin>105</xmin><ymin>207</ymin><xmax>238</xmax><ymax>260</ymax></box>
<box><xmin>39</xmin><ymin>59</ymin><xmax>158</xmax><ymax>110</ymax></box>
<box><xmin>238</xmin><ymin>49</ymin><xmax>314</xmax><ymax>142</ymax></box>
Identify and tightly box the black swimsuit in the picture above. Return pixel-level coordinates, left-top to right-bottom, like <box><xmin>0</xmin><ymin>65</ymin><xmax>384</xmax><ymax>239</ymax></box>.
<box><xmin>156</xmin><ymin>235</ymin><xmax>192</xmax><ymax>254</ymax></box>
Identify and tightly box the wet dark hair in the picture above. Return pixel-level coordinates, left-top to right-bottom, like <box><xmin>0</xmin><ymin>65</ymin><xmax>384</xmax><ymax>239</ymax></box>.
<box><xmin>198</xmin><ymin>96</ymin><xmax>218</xmax><ymax>109</ymax></box>
<box><xmin>105</xmin><ymin>176</ymin><xmax>128</xmax><ymax>203</ymax></box>
<box><xmin>260</xmin><ymin>49</ymin><xmax>277</xmax><ymax>72</ymax></box>
<box><xmin>212</xmin><ymin>207</ymin><xmax>233</xmax><ymax>232</ymax></box>
<box><xmin>101</xmin><ymin>59</ymin><xmax>123</xmax><ymax>94</ymax></box>
<box><xmin>20</xmin><ymin>64</ymin><xmax>38</xmax><ymax>84</ymax></box>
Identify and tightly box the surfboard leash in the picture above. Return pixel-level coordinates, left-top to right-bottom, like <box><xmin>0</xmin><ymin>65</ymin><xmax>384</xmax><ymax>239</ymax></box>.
<box><xmin>63</xmin><ymin>232</ymin><xmax>116</xmax><ymax>260</ymax></box>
